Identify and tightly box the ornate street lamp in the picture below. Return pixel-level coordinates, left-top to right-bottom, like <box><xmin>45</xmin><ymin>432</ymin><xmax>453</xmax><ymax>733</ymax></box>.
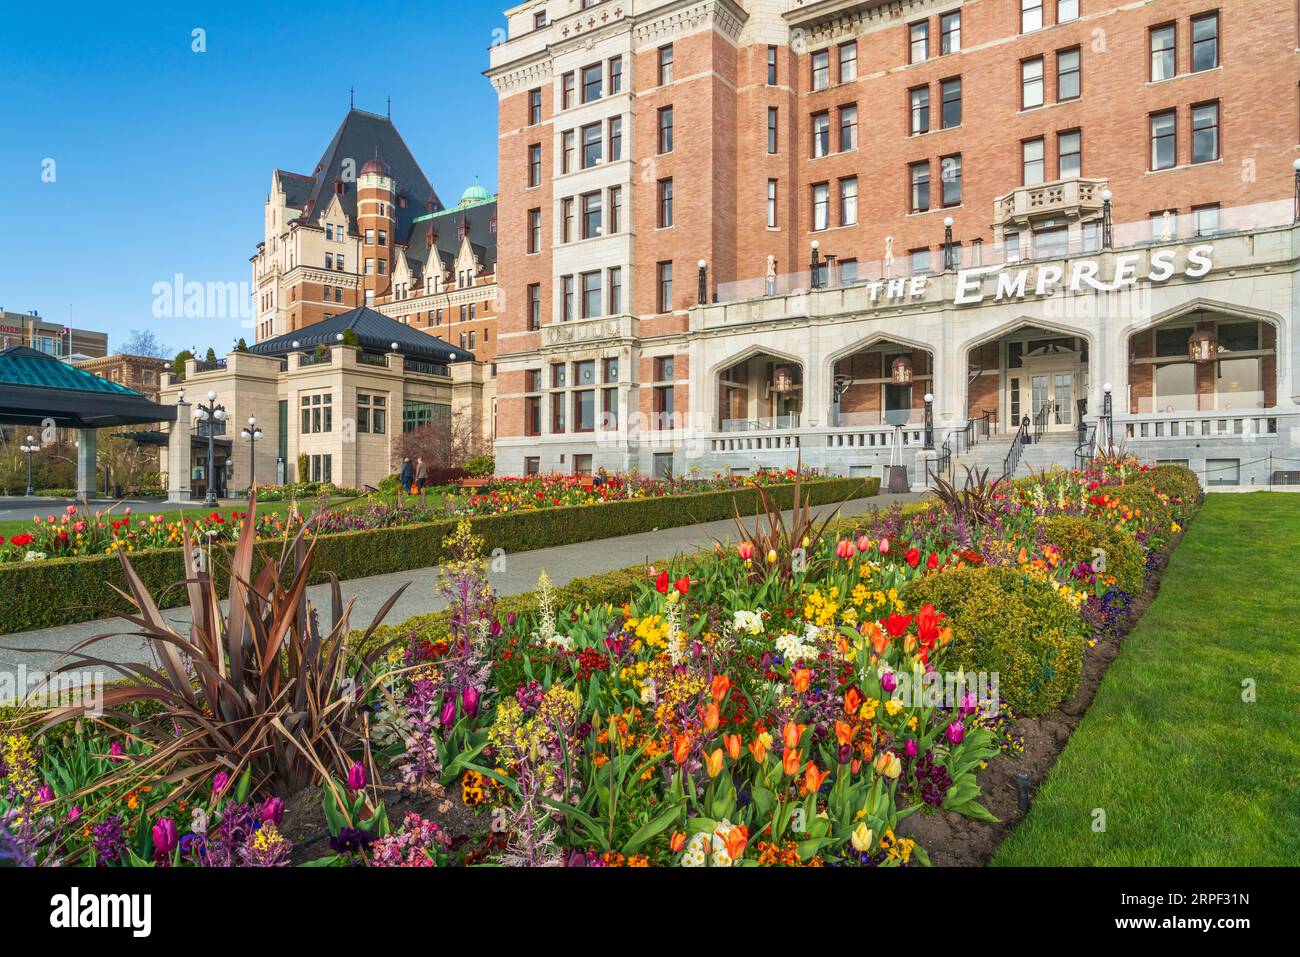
<box><xmin>1101</xmin><ymin>189</ymin><xmax>1114</xmax><ymax>249</ymax></box>
<box><xmin>1102</xmin><ymin>382</ymin><xmax>1114</xmax><ymax>448</ymax></box>
<box><xmin>239</xmin><ymin>415</ymin><xmax>264</xmax><ymax>494</ymax></box>
<box><xmin>891</xmin><ymin>356</ymin><xmax>914</xmax><ymax>385</ymax></box>
<box><xmin>697</xmin><ymin>259</ymin><xmax>708</xmax><ymax>304</ymax></box>
<box><xmin>1188</xmin><ymin>325</ymin><xmax>1218</xmax><ymax>363</ymax></box>
<box><xmin>809</xmin><ymin>240</ymin><xmax>822</xmax><ymax>290</ymax></box>
<box><xmin>942</xmin><ymin>216</ymin><xmax>956</xmax><ymax>271</ymax></box>
<box><xmin>1293</xmin><ymin>158</ymin><xmax>1300</xmax><ymax>224</ymax></box>
<box><xmin>772</xmin><ymin>365</ymin><xmax>795</xmax><ymax>394</ymax></box>
<box><xmin>923</xmin><ymin>393</ymin><xmax>935</xmax><ymax>449</ymax></box>
<box><xmin>194</xmin><ymin>389</ymin><xmax>228</xmax><ymax>506</ymax></box>
<box><xmin>18</xmin><ymin>434</ymin><xmax>38</xmax><ymax>497</ymax></box>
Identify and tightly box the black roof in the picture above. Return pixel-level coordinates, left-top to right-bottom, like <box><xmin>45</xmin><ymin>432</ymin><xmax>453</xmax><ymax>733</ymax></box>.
<box><xmin>247</xmin><ymin>307</ymin><xmax>472</xmax><ymax>363</ymax></box>
<box><xmin>0</xmin><ymin>347</ymin><xmax>176</xmax><ymax>428</ymax></box>
<box><xmin>293</xmin><ymin>109</ymin><xmax>442</xmax><ymax>241</ymax></box>
<box><xmin>404</xmin><ymin>199</ymin><xmax>498</xmax><ymax>278</ymax></box>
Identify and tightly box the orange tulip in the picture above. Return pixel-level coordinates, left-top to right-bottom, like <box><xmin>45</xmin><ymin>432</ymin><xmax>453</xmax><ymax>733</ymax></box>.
<box><xmin>672</xmin><ymin>732</ymin><xmax>692</xmax><ymax>765</ymax></box>
<box><xmin>867</xmin><ymin>621</ymin><xmax>890</xmax><ymax>656</ymax></box>
<box><xmin>748</xmin><ymin>737</ymin><xmax>769</xmax><ymax>764</ymax></box>
<box><xmin>803</xmin><ymin>761</ymin><xmax>830</xmax><ymax>794</ymax></box>
<box><xmin>711</xmin><ymin>674</ymin><xmax>732</xmax><ymax>702</ymax></box>
<box><xmin>835</xmin><ymin>720</ymin><xmax>855</xmax><ymax>747</ymax></box>
<box><xmin>903</xmin><ymin>633</ymin><xmax>918</xmax><ymax>654</ymax></box>
<box><xmin>723</xmin><ymin>733</ymin><xmax>742</xmax><ymax>761</ymax></box>
<box><xmin>939</xmin><ymin>626</ymin><xmax>954</xmax><ymax>646</ymax></box>
<box><xmin>782</xmin><ymin>747</ymin><xmax>802</xmax><ymax>776</ymax></box>
<box><xmin>782</xmin><ymin>721</ymin><xmax>802</xmax><ymax>751</ymax></box>
<box><xmin>844</xmin><ymin>687</ymin><xmax>863</xmax><ymax>716</ymax></box>
<box><xmin>791</xmin><ymin>669</ymin><xmax>811</xmax><ymax>693</ymax></box>
<box><xmin>726</xmin><ymin>825</ymin><xmax>749</xmax><ymax>861</ymax></box>
<box><xmin>704</xmin><ymin>748</ymin><xmax>724</xmax><ymax>779</ymax></box>
<box><xmin>699</xmin><ymin>702</ymin><xmax>720</xmax><ymax>733</ymax></box>
<box><xmin>670</xmin><ymin>831</ymin><xmax>686</xmax><ymax>853</ymax></box>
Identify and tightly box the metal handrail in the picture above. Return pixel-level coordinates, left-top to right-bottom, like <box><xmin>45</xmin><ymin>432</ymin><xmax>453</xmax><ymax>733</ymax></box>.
<box><xmin>1032</xmin><ymin>402</ymin><xmax>1051</xmax><ymax>444</ymax></box>
<box><xmin>1003</xmin><ymin>421</ymin><xmax>1029</xmax><ymax>481</ymax></box>
<box><xmin>1075</xmin><ymin>421</ymin><xmax>1098</xmax><ymax>470</ymax></box>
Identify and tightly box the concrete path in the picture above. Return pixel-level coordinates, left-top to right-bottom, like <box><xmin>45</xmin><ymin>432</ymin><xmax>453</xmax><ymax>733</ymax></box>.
<box><xmin>0</xmin><ymin>491</ymin><xmax>926</xmax><ymax>701</ymax></box>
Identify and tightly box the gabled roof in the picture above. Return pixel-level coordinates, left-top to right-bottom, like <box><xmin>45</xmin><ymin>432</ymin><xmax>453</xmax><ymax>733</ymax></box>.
<box><xmin>247</xmin><ymin>307</ymin><xmax>472</xmax><ymax>363</ymax></box>
<box><xmin>276</xmin><ymin>169</ymin><xmax>315</xmax><ymax>209</ymax></box>
<box><xmin>296</xmin><ymin>109</ymin><xmax>442</xmax><ymax>241</ymax></box>
<box><xmin>0</xmin><ymin>347</ymin><xmax>176</xmax><ymax>428</ymax></box>
<box><xmin>404</xmin><ymin>198</ymin><xmax>498</xmax><ymax>275</ymax></box>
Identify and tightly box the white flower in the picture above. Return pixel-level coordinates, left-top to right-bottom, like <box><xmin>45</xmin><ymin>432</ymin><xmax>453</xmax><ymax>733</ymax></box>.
<box><xmin>190</xmin><ymin>806</ymin><xmax>209</xmax><ymax>835</ymax></box>
<box><xmin>732</xmin><ymin>610</ymin><xmax>764</xmax><ymax>636</ymax></box>
<box><xmin>23</xmin><ymin>551</ymin><xmax>46</xmax><ymax>562</ymax></box>
<box><xmin>775</xmin><ymin>631</ymin><xmax>818</xmax><ymax>663</ymax></box>
<box><xmin>680</xmin><ymin>820</ymin><xmax>740</xmax><ymax>867</ymax></box>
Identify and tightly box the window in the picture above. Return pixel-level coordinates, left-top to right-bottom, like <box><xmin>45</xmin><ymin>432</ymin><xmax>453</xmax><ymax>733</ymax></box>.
<box><xmin>325</xmin><ymin>252</ymin><xmax>333</xmax><ymax>269</ymax></box>
<box><xmin>573</xmin><ymin>389</ymin><xmax>595</xmax><ymax>433</ymax></box>
<box><xmin>378</xmin><ymin>230</ymin><xmax>387</xmax><ymax>246</ymax></box>
<box><xmin>1057</xmin><ymin>47</ymin><xmax>1080</xmax><ymax>101</ymax></box>
<box><xmin>1057</xmin><ymin>0</ymin><xmax>1079</xmax><ymax>23</ymax></box>
<box><xmin>657</xmin><ymin>261</ymin><xmax>673</xmax><ymax>312</ymax></box>
<box><xmin>336</xmin><ymin>255</ymin><xmax>343</xmax><ymax>271</ymax></box>
<box><xmin>812</xmin><ymin>49</ymin><xmax>830</xmax><ymax>90</ymax></box>
<box><xmin>609</xmin><ymin>56</ymin><xmax>623</xmax><ymax>94</ymax></box>
<box><xmin>1193</xmin><ymin>203</ymin><xmax>1221</xmax><ymax>236</ymax></box>
<box><xmin>909</xmin><ymin>21</ymin><xmax>928</xmax><ymax>63</ymax></box>
<box><xmin>533</xmin><ymin>10</ymin><xmax>547</xmax><ymax>29</ymax></box>
<box><xmin>1191</xmin><ymin>13</ymin><xmax>1219</xmax><ymax>72</ymax></box>
<box><xmin>608</xmin><ymin>185</ymin><xmax>623</xmax><ymax>232</ymax></box>
<box><xmin>767</xmin><ymin>179</ymin><xmax>778</xmax><ymax>228</ymax></box>
<box><xmin>364</xmin><ymin>258</ymin><xmax>374</xmax><ymax>275</ymax></box>
<box><xmin>581</xmin><ymin>122</ymin><xmax>602</xmax><ymax>167</ymax></box>
<box><xmin>910</xmin><ymin>248</ymin><xmax>932</xmax><ymax>274</ymax></box>
<box><xmin>580</xmin><ymin>271</ymin><xmax>601</xmax><ymax>319</ymax></box>
<box><xmin>653</xmin><ymin>384</ymin><xmax>675</xmax><ymax>430</ymax></box>
<box><xmin>940</xmin><ymin>77</ymin><xmax>961</xmax><ymax>128</ymax></box>
<box><xmin>562</xmin><ymin>72</ymin><xmax>575</xmax><ymax>109</ymax></box>
<box><xmin>1058</xmin><ymin>130</ymin><xmax>1081</xmax><ymax>178</ymax></box>
<box><xmin>551</xmin><ymin>391</ymin><xmax>565</xmax><ymax>433</ymax></box>
<box><xmin>658</xmin><ymin>178</ymin><xmax>674</xmax><ymax>228</ymax></box>
<box><xmin>561</xmin><ymin>130</ymin><xmax>575</xmax><ymax>174</ymax></box>
<box><xmin>602</xmin><ymin>387</ymin><xmax>618</xmax><ymax>430</ymax></box>
<box><xmin>528</xmin><ymin>87</ymin><xmax>542</xmax><ymax>125</ymax></box>
<box><xmin>607</xmin><ymin>116</ymin><xmax>622</xmax><ymax>161</ymax></box>
<box><xmin>604</xmin><ymin>357</ymin><xmax>620</xmax><ymax>383</ymax></box>
<box><xmin>1206</xmin><ymin>459</ymin><xmax>1240</xmax><ymax>487</ymax></box>
<box><xmin>1150</xmin><ymin>25</ymin><xmax>1176</xmax><ymax>81</ymax></box>
<box><xmin>527</xmin><ymin>283</ymin><xmax>541</xmax><ymax>330</ymax></box>
<box><xmin>1150</xmin><ymin>209</ymin><xmax>1178</xmax><ymax>240</ymax></box>
<box><xmin>839</xmin><ymin>41</ymin><xmax>857</xmax><ymax>82</ymax></box>
<box><xmin>1005</xmin><ymin>231</ymin><xmax>1022</xmax><ymax>262</ymax></box>
<box><xmin>940</xmin><ymin>154</ymin><xmax>962</xmax><ymax>207</ymax></box>
<box><xmin>1191</xmin><ymin>102</ymin><xmax>1219</xmax><ymax>163</ymax></box>
<box><xmin>767</xmin><ymin>45</ymin><xmax>777</xmax><ymax>85</ymax></box>
<box><xmin>581</xmin><ymin>191</ymin><xmax>602</xmax><ymax>238</ymax></box>
<box><xmin>658</xmin><ymin>107</ymin><xmax>673</xmax><ymax>153</ymax></box>
<box><xmin>300</xmin><ymin>392</ymin><xmax>333</xmax><ymax>434</ymax></box>
<box><xmin>607</xmin><ymin>267</ymin><xmax>622</xmax><ymax>314</ymax></box>
<box><xmin>561</xmin><ymin>275</ymin><xmax>574</xmax><ymax>322</ymax></box>
<box><xmin>1150</xmin><ymin>110</ymin><xmax>1177</xmax><ymax>170</ymax></box>
<box><xmin>812</xmin><ymin>182</ymin><xmax>830</xmax><ymax>230</ymax></box>
<box><xmin>1022</xmin><ymin>57</ymin><xmax>1044</xmax><ymax>109</ymax></box>
<box><xmin>941</xmin><ymin>12</ymin><xmax>961</xmax><ymax>54</ymax></box>
<box><xmin>839</xmin><ymin>176</ymin><xmax>858</xmax><ymax>225</ymax></box>
<box><xmin>561</xmin><ymin>197</ymin><xmax>574</xmax><ymax>243</ymax></box>
<box><xmin>910</xmin><ymin>86</ymin><xmax>930</xmax><ymax>134</ymax></box>
<box><xmin>1021</xmin><ymin>0</ymin><xmax>1043</xmax><ymax>32</ymax></box>
<box><xmin>768</xmin><ymin>107</ymin><xmax>779</xmax><ymax>153</ymax></box>
<box><xmin>524</xmin><ymin>456</ymin><xmax>540</xmax><ymax>475</ymax></box>
<box><xmin>658</xmin><ymin>44</ymin><xmax>674</xmax><ymax>85</ymax></box>
<box><xmin>839</xmin><ymin>105</ymin><xmax>858</xmax><ymax>151</ymax></box>
<box><xmin>812</xmin><ymin>111</ymin><xmax>831</xmax><ymax>157</ymax></box>
<box><xmin>309</xmin><ymin>454</ymin><xmax>332</xmax><ymax>484</ymax></box>
<box><xmin>1022</xmin><ymin>137</ymin><xmax>1046</xmax><ymax>185</ymax></box>
<box><xmin>909</xmin><ymin>162</ymin><xmax>930</xmax><ymax>212</ymax></box>
<box><xmin>1034</xmin><ymin>227</ymin><xmax>1068</xmax><ymax>258</ymax></box>
<box><xmin>528</xmin><ymin>144</ymin><xmax>542</xmax><ymax>187</ymax></box>
<box><xmin>581</xmin><ymin>63</ymin><xmax>602</xmax><ymax>103</ymax></box>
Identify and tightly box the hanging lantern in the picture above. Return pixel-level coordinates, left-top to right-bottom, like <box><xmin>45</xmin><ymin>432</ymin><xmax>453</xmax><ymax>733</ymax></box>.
<box><xmin>772</xmin><ymin>365</ymin><xmax>794</xmax><ymax>394</ymax></box>
<box><xmin>1188</xmin><ymin>325</ymin><xmax>1217</xmax><ymax>363</ymax></box>
<box><xmin>891</xmin><ymin>356</ymin><xmax>914</xmax><ymax>384</ymax></box>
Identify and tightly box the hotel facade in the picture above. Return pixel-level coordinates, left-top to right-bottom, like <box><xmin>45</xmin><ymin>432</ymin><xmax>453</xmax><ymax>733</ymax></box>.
<box><xmin>487</xmin><ymin>0</ymin><xmax>1300</xmax><ymax>488</ymax></box>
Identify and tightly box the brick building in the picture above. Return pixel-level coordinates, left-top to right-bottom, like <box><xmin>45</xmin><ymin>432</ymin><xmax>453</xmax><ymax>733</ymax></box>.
<box><xmin>74</xmin><ymin>354</ymin><xmax>169</xmax><ymax>400</ymax></box>
<box><xmin>0</xmin><ymin>309</ymin><xmax>108</xmax><ymax>360</ymax></box>
<box><xmin>487</xmin><ymin>0</ymin><xmax>1300</xmax><ymax>487</ymax></box>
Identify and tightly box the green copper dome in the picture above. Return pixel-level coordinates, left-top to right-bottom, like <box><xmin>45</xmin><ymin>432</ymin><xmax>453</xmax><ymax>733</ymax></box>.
<box><xmin>459</xmin><ymin>178</ymin><xmax>490</xmax><ymax>205</ymax></box>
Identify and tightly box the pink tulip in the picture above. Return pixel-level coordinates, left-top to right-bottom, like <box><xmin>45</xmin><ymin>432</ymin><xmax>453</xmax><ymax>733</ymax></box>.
<box><xmin>35</xmin><ymin>785</ymin><xmax>54</xmax><ymax>804</ymax></box>
<box><xmin>212</xmin><ymin>771</ymin><xmax>230</xmax><ymax>796</ymax></box>
<box><xmin>904</xmin><ymin>739</ymin><xmax>919</xmax><ymax>758</ymax></box>
<box><xmin>945</xmin><ymin>720</ymin><xmax>966</xmax><ymax>745</ymax></box>
<box><xmin>260</xmin><ymin>796</ymin><xmax>285</xmax><ymax>825</ymax></box>
<box><xmin>439</xmin><ymin>696</ymin><xmax>457</xmax><ymax>727</ymax></box>
<box><xmin>856</xmin><ymin>535</ymin><xmax>871</xmax><ymax>553</ymax></box>
<box><xmin>66</xmin><ymin>505</ymin><xmax>77</xmax><ymax>516</ymax></box>
<box><xmin>462</xmin><ymin>684</ymin><xmax>481</xmax><ymax>718</ymax></box>
<box><xmin>879</xmin><ymin>538</ymin><xmax>891</xmax><ymax>555</ymax></box>
<box><xmin>108</xmin><ymin>740</ymin><xmax>125</xmax><ymax>762</ymax></box>
<box><xmin>835</xmin><ymin>539</ymin><xmax>855</xmax><ymax>560</ymax></box>
<box><xmin>152</xmin><ymin>818</ymin><xmax>178</xmax><ymax>856</ymax></box>
<box><xmin>881</xmin><ymin>672</ymin><xmax>898</xmax><ymax>694</ymax></box>
<box><xmin>347</xmin><ymin>762</ymin><xmax>367</xmax><ymax>791</ymax></box>
<box><xmin>737</xmin><ymin>541</ymin><xmax>756</xmax><ymax>561</ymax></box>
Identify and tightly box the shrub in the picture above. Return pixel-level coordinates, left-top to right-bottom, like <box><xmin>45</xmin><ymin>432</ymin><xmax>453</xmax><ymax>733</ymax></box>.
<box><xmin>1038</xmin><ymin>515</ymin><xmax>1145</xmax><ymax>595</ymax></box>
<box><xmin>1105</xmin><ymin>483</ymin><xmax>1173</xmax><ymax>544</ymax></box>
<box><xmin>464</xmin><ymin>455</ymin><xmax>495</xmax><ymax>478</ymax></box>
<box><xmin>424</xmin><ymin>467</ymin><xmax>469</xmax><ymax>486</ymax></box>
<box><xmin>1133</xmin><ymin>464</ymin><xmax>1201</xmax><ymax>520</ymax></box>
<box><xmin>903</xmin><ymin>566</ymin><xmax>1087</xmax><ymax>717</ymax></box>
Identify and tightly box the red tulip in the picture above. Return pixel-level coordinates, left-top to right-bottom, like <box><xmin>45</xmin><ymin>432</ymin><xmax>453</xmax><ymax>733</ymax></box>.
<box><xmin>926</xmin><ymin>552</ymin><xmax>940</xmax><ymax>571</ymax></box>
<box><xmin>674</xmin><ymin>576</ymin><xmax>690</xmax><ymax>595</ymax></box>
<box><xmin>737</xmin><ymin>541</ymin><xmax>756</xmax><ymax>561</ymax></box>
<box><xmin>905</xmin><ymin>547</ymin><xmax>921</xmax><ymax>568</ymax></box>
<box><xmin>655</xmin><ymin>571</ymin><xmax>670</xmax><ymax>593</ymax></box>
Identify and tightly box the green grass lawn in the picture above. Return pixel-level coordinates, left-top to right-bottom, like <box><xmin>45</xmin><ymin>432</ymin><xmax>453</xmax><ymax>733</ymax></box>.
<box><xmin>993</xmin><ymin>493</ymin><xmax>1300</xmax><ymax>866</ymax></box>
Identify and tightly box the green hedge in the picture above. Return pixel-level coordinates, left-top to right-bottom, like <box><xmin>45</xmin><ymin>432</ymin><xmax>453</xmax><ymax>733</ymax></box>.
<box><xmin>0</xmin><ymin>477</ymin><xmax>878</xmax><ymax>635</ymax></box>
<box><xmin>903</xmin><ymin>565</ymin><xmax>1088</xmax><ymax>717</ymax></box>
<box><xmin>1037</xmin><ymin>515</ymin><xmax>1145</xmax><ymax>596</ymax></box>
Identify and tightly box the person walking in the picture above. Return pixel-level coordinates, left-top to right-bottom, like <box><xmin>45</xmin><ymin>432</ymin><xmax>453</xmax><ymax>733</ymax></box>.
<box><xmin>416</xmin><ymin>456</ymin><xmax>432</xmax><ymax>508</ymax></box>
<box><xmin>398</xmin><ymin>456</ymin><xmax>415</xmax><ymax>506</ymax></box>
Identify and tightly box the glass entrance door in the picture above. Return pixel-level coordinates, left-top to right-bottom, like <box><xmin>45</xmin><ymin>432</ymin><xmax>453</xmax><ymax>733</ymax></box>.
<box><xmin>1024</xmin><ymin>371</ymin><xmax>1076</xmax><ymax>431</ymax></box>
<box><xmin>1053</xmin><ymin>373</ymin><xmax>1073</xmax><ymax>426</ymax></box>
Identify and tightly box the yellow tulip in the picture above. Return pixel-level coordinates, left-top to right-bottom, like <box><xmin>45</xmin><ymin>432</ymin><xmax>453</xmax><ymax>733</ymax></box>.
<box><xmin>704</xmin><ymin>748</ymin><xmax>724</xmax><ymax>778</ymax></box>
<box><xmin>850</xmin><ymin>823</ymin><xmax>874</xmax><ymax>853</ymax></box>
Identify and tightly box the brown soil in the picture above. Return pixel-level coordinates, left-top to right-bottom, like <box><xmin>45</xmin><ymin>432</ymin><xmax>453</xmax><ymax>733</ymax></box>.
<box><xmin>896</xmin><ymin>524</ymin><xmax>1184</xmax><ymax>866</ymax></box>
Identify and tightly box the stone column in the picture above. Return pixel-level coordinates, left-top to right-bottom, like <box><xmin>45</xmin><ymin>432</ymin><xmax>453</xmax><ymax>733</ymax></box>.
<box><xmin>75</xmin><ymin>428</ymin><xmax>97</xmax><ymax>499</ymax></box>
<box><xmin>167</xmin><ymin>402</ymin><xmax>192</xmax><ymax>503</ymax></box>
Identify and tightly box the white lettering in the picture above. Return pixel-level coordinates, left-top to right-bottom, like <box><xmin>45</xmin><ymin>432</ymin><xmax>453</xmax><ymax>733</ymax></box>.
<box><xmin>1185</xmin><ymin>244</ymin><xmax>1214</xmax><ymax>278</ymax></box>
<box><xmin>1149</xmin><ymin>250</ymin><xmax>1176</xmax><ymax>283</ymax></box>
<box><xmin>1034</xmin><ymin>264</ymin><xmax>1063</xmax><ymax>296</ymax></box>
<box><xmin>996</xmin><ymin>269</ymin><xmax>1029</xmax><ymax>301</ymax></box>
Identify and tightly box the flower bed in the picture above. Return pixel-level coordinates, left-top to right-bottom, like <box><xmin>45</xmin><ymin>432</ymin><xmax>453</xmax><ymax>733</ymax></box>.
<box><xmin>1</xmin><ymin>461</ymin><xmax>1197</xmax><ymax>867</ymax></box>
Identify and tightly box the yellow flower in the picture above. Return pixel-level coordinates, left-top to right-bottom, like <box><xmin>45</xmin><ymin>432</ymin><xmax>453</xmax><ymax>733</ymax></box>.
<box><xmin>850</xmin><ymin>823</ymin><xmax>874</xmax><ymax>853</ymax></box>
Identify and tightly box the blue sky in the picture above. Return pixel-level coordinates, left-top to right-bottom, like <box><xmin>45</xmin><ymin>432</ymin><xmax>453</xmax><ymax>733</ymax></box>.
<box><xmin>0</xmin><ymin>0</ymin><xmax>502</xmax><ymax>354</ymax></box>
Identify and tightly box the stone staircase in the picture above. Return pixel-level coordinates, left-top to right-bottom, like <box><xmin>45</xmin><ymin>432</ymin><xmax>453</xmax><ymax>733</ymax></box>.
<box><xmin>939</xmin><ymin>430</ymin><xmax>1082</xmax><ymax>481</ymax></box>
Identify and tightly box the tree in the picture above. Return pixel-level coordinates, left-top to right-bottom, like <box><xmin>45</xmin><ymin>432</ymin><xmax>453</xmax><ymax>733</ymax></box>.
<box><xmin>390</xmin><ymin>408</ymin><xmax>484</xmax><ymax>471</ymax></box>
<box><xmin>205</xmin><ymin>347</ymin><xmax>218</xmax><ymax>363</ymax></box>
<box><xmin>235</xmin><ymin>337</ymin><xmax>249</xmax><ymax>352</ymax></box>
<box><xmin>121</xmin><ymin>328</ymin><xmax>170</xmax><ymax>359</ymax></box>
<box><xmin>172</xmin><ymin>350</ymin><xmax>194</xmax><ymax>381</ymax></box>
<box><xmin>340</xmin><ymin>328</ymin><xmax>359</xmax><ymax>349</ymax></box>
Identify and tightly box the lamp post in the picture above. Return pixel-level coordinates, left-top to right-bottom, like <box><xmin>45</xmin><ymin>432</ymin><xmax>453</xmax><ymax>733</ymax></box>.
<box><xmin>239</xmin><ymin>415</ymin><xmax>263</xmax><ymax>493</ymax></box>
<box><xmin>1293</xmin><ymin>158</ymin><xmax>1300</xmax><ymax>224</ymax></box>
<box><xmin>923</xmin><ymin>393</ymin><xmax>935</xmax><ymax>449</ymax></box>
<box><xmin>810</xmin><ymin>240</ymin><xmax>822</xmax><ymax>289</ymax></box>
<box><xmin>194</xmin><ymin>389</ymin><xmax>228</xmax><ymax>506</ymax></box>
<box><xmin>19</xmin><ymin>434</ymin><xmax>38</xmax><ymax>497</ymax></box>
<box><xmin>1102</xmin><ymin>382</ymin><xmax>1114</xmax><ymax>448</ymax></box>
<box><xmin>942</xmin><ymin>217</ymin><xmax>955</xmax><ymax>271</ymax></box>
<box><xmin>1101</xmin><ymin>189</ymin><xmax>1114</xmax><ymax>249</ymax></box>
<box><xmin>697</xmin><ymin>259</ymin><xmax>708</xmax><ymax>304</ymax></box>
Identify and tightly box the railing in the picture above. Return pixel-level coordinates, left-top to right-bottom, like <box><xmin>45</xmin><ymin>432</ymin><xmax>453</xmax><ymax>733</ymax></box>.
<box><xmin>1075</xmin><ymin>421</ymin><xmax>1098</xmax><ymax>470</ymax></box>
<box><xmin>356</xmin><ymin>351</ymin><xmax>390</xmax><ymax>367</ymax></box>
<box><xmin>405</xmin><ymin>358</ymin><xmax>450</xmax><ymax>377</ymax></box>
<box><xmin>193</xmin><ymin>358</ymin><xmax>226</xmax><ymax>373</ymax></box>
<box><xmin>719</xmin><ymin>415</ymin><xmax>801</xmax><ymax>432</ymax></box>
<box><xmin>1125</xmin><ymin>412</ymin><xmax>1283</xmax><ymax>441</ymax></box>
<box><xmin>1031</xmin><ymin>403</ymin><xmax>1051</xmax><ymax>444</ymax></box>
<box><xmin>708</xmin><ymin>423</ymin><xmax>926</xmax><ymax>454</ymax></box>
<box><xmin>1003</xmin><ymin>421</ymin><xmax>1030</xmax><ymax>481</ymax></box>
<box><xmin>298</xmin><ymin>351</ymin><xmax>332</xmax><ymax>367</ymax></box>
<box><xmin>976</xmin><ymin>409</ymin><xmax>998</xmax><ymax>438</ymax></box>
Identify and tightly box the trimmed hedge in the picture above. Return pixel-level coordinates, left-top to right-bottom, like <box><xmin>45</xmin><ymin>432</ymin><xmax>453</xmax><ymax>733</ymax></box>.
<box><xmin>1133</xmin><ymin>464</ymin><xmax>1202</xmax><ymax>519</ymax></box>
<box><xmin>0</xmin><ymin>477</ymin><xmax>878</xmax><ymax>635</ymax></box>
<box><xmin>1105</xmin><ymin>483</ymin><xmax>1174</xmax><ymax>544</ymax></box>
<box><xmin>1038</xmin><ymin>515</ymin><xmax>1145</xmax><ymax>596</ymax></box>
<box><xmin>903</xmin><ymin>565</ymin><xmax>1088</xmax><ymax>717</ymax></box>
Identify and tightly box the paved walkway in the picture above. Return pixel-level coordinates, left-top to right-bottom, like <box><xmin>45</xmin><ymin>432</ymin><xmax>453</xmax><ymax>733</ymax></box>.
<box><xmin>0</xmin><ymin>492</ymin><xmax>926</xmax><ymax>700</ymax></box>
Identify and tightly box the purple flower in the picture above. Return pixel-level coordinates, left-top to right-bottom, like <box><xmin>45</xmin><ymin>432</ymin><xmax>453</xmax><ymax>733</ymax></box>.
<box><xmin>439</xmin><ymin>696</ymin><xmax>458</xmax><ymax>727</ymax></box>
<box><xmin>945</xmin><ymin>720</ymin><xmax>966</xmax><ymax>745</ymax></box>
<box><xmin>67</xmin><ymin>805</ymin><xmax>81</xmax><ymax>822</ymax></box>
<box><xmin>347</xmin><ymin>762</ymin><xmax>367</xmax><ymax>791</ymax></box>
<box><xmin>152</xmin><ymin>818</ymin><xmax>179</xmax><ymax>858</ymax></box>
<box><xmin>461</xmin><ymin>685</ymin><xmax>480</xmax><ymax>718</ymax></box>
<box><xmin>837</xmin><ymin>743</ymin><xmax>852</xmax><ymax>765</ymax></box>
<box><xmin>35</xmin><ymin>785</ymin><xmax>54</xmax><ymax>804</ymax></box>
<box><xmin>904</xmin><ymin>738</ymin><xmax>919</xmax><ymax>758</ymax></box>
<box><xmin>881</xmin><ymin>672</ymin><xmax>898</xmax><ymax>694</ymax></box>
<box><xmin>107</xmin><ymin>740</ymin><xmax>125</xmax><ymax>762</ymax></box>
<box><xmin>260</xmin><ymin>797</ymin><xmax>284</xmax><ymax>826</ymax></box>
<box><xmin>212</xmin><ymin>771</ymin><xmax>230</xmax><ymax>797</ymax></box>
<box><xmin>90</xmin><ymin>815</ymin><xmax>127</xmax><ymax>865</ymax></box>
<box><xmin>960</xmin><ymin>691</ymin><xmax>978</xmax><ymax>716</ymax></box>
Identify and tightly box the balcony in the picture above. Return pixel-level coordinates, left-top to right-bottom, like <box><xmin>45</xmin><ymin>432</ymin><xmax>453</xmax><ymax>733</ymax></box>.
<box><xmin>994</xmin><ymin>176</ymin><xmax>1108</xmax><ymax>231</ymax></box>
